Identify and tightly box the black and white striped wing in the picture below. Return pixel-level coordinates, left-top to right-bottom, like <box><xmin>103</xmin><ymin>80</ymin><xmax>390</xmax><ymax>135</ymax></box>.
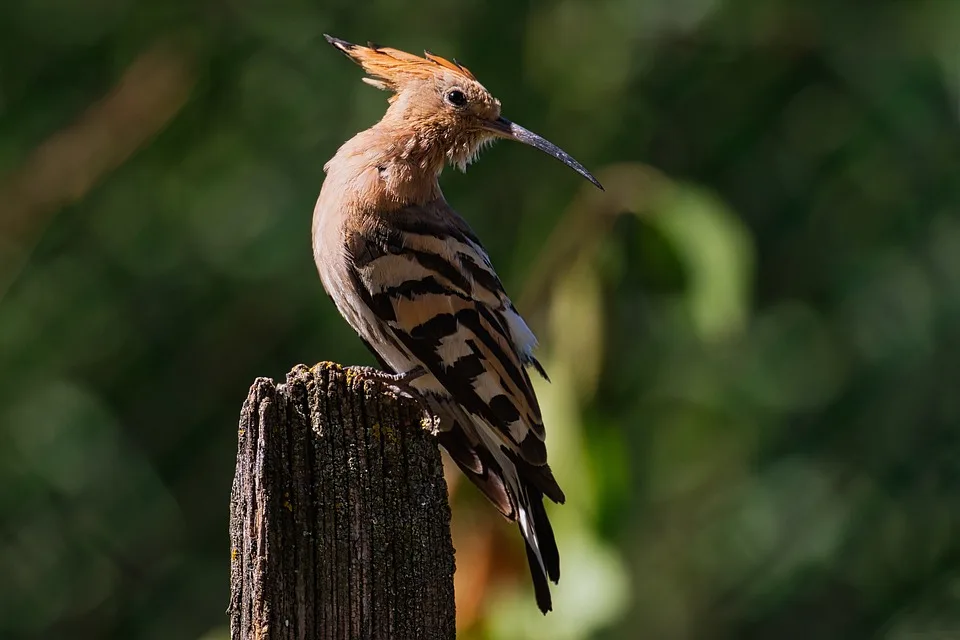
<box><xmin>346</xmin><ymin>202</ymin><xmax>551</xmax><ymax>467</ymax></box>
<box><xmin>344</xmin><ymin>202</ymin><xmax>566</xmax><ymax>612</ymax></box>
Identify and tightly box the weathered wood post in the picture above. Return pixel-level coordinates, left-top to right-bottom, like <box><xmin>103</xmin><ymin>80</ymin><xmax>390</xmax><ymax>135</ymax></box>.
<box><xmin>229</xmin><ymin>363</ymin><xmax>456</xmax><ymax>639</ymax></box>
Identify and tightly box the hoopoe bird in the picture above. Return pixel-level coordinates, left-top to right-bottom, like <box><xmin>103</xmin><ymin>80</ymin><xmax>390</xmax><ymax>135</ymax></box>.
<box><xmin>314</xmin><ymin>35</ymin><xmax>602</xmax><ymax>613</ymax></box>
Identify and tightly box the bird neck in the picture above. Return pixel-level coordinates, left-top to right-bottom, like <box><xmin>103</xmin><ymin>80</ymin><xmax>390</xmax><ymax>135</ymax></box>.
<box><xmin>375</xmin><ymin>116</ymin><xmax>448</xmax><ymax>168</ymax></box>
<box><xmin>365</xmin><ymin>118</ymin><xmax>449</xmax><ymax>206</ymax></box>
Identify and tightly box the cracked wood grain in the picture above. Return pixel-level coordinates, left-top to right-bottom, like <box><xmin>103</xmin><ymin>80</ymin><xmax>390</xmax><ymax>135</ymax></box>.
<box><xmin>229</xmin><ymin>362</ymin><xmax>456</xmax><ymax>639</ymax></box>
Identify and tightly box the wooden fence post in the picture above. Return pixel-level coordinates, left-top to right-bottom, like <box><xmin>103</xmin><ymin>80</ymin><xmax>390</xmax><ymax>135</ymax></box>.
<box><xmin>228</xmin><ymin>363</ymin><xmax>456</xmax><ymax>639</ymax></box>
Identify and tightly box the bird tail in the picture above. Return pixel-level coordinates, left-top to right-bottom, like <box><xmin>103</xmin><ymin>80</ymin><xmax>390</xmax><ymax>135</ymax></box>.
<box><xmin>429</xmin><ymin>394</ymin><xmax>564</xmax><ymax>613</ymax></box>
<box><xmin>517</xmin><ymin>482</ymin><xmax>560</xmax><ymax>613</ymax></box>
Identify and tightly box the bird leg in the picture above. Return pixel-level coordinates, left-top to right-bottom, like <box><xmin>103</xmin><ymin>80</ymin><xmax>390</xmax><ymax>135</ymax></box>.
<box><xmin>348</xmin><ymin>365</ymin><xmax>426</xmax><ymax>399</ymax></box>
<box><xmin>349</xmin><ymin>365</ymin><xmax>436</xmax><ymax>425</ymax></box>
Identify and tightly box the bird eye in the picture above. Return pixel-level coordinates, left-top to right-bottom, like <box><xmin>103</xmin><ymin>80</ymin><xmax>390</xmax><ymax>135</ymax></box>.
<box><xmin>445</xmin><ymin>89</ymin><xmax>468</xmax><ymax>108</ymax></box>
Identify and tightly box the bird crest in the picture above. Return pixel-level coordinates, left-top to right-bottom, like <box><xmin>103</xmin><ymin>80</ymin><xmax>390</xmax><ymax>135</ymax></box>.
<box><xmin>324</xmin><ymin>35</ymin><xmax>477</xmax><ymax>95</ymax></box>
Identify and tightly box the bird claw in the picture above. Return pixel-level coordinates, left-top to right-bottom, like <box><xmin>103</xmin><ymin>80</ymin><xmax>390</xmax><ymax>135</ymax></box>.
<box><xmin>348</xmin><ymin>365</ymin><xmax>427</xmax><ymax>402</ymax></box>
<box><xmin>349</xmin><ymin>365</ymin><xmax>436</xmax><ymax>421</ymax></box>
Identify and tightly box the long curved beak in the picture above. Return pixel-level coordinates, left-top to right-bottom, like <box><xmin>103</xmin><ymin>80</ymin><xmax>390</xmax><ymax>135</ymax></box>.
<box><xmin>485</xmin><ymin>117</ymin><xmax>603</xmax><ymax>190</ymax></box>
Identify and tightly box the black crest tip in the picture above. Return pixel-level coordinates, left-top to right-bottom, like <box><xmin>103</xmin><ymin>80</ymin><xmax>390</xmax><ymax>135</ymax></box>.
<box><xmin>323</xmin><ymin>34</ymin><xmax>355</xmax><ymax>52</ymax></box>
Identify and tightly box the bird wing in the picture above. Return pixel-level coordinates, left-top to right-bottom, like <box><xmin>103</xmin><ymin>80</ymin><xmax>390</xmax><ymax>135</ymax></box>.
<box><xmin>345</xmin><ymin>201</ymin><xmax>550</xmax><ymax>466</ymax></box>
<box><xmin>344</xmin><ymin>200</ymin><xmax>565</xmax><ymax>612</ymax></box>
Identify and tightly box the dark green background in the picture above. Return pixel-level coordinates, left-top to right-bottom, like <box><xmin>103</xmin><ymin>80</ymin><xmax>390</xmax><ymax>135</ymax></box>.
<box><xmin>2</xmin><ymin>1</ymin><xmax>960</xmax><ymax>638</ymax></box>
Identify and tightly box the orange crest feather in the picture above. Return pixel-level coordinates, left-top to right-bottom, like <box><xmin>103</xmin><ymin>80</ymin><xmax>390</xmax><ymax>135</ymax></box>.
<box><xmin>325</xmin><ymin>35</ymin><xmax>476</xmax><ymax>93</ymax></box>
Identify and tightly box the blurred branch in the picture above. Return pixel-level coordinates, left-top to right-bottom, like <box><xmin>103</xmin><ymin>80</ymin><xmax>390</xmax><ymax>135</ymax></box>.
<box><xmin>229</xmin><ymin>363</ymin><xmax>456</xmax><ymax>640</ymax></box>
<box><xmin>0</xmin><ymin>38</ymin><xmax>197</xmax><ymax>300</ymax></box>
<box><xmin>516</xmin><ymin>163</ymin><xmax>670</xmax><ymax>398</ymax></box>
<box><xmin>519</xmin><ymin>163</ymin><xmax>669</xmax><ymax>316</ymax></box>
<box><xmin>520</xmin><ymin>162</ymin><xmax>752</xmax><ymax>344</ymax></box>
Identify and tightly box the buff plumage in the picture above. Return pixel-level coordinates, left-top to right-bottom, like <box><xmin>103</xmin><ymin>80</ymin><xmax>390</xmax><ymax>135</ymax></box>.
<box><xmin>314</xmin><ymin>35</ymin><xmax>601</xmax><ymax>612</ymax></box>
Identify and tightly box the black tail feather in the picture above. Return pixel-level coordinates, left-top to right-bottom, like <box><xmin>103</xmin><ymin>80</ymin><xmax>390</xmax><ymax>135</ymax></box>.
<box><xmin>524</xmin><ymin>537</ymin><xmax>554</xmax><ymax>614</ymax></box>
<box><xmin>426</xmin><ymin>396</ymin><xmax>564</xmax><ymax>613</ymax></box>
<box><xmin>527</xmin><ymin>489</ymin><xmax>560</xmax><ymax>582</ymax></box>
<box><xmin>519</xmin><ymin>484</ymin><xmax>560</xmax><ymax>614</ymax></box>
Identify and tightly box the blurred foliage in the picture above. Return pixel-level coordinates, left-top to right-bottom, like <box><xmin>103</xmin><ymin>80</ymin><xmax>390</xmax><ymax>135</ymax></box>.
<box><xmin>3</xmin><ymin>0</ymin><xmax>960</xmax><ymax>638</ymax></box>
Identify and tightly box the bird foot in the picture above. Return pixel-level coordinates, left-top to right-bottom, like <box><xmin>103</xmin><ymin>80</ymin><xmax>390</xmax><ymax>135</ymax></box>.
<box><xmin>349</xmin><ymin>366</ymin><xmax>435</xmax><ymax>420</ymax></box>
<box><xmin>348</xmin><ymin>365</ymin><xmax>426</xmax><ymax>400</ymax></box>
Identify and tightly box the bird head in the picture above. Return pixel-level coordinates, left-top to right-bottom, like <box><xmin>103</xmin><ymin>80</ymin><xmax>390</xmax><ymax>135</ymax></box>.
<box><xmin>325</xmin><ymin>35</ymin><xmax>602</xmax><ymax>189</ymax></box>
